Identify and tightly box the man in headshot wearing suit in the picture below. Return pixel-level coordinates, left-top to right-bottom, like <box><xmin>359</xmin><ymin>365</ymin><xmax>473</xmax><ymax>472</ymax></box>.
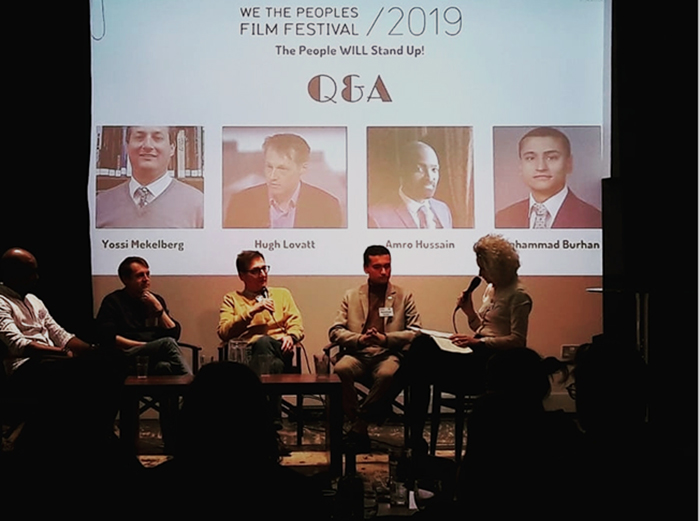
<box><xmin>368</xmin><ymin>141</ymin><xmax>453</xmax><ymax>229</ymax></box>
<box><xmin>223</xmin><ymin>133</ymin><xmax>343</xmax><ymax>228</ymax></box>
<box><xmin>96</xmin><ymin>126</ymin><xmax>204</xmax><ymax>229</ymax></box>
<box><xmin>495</xmin><ymin>127</ymin><xmax>602</xmax><ymax>229</ymax></box>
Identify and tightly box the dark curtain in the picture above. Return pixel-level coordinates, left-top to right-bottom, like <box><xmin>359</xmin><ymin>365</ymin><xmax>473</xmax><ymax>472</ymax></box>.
<box><xmin>1</xmin><ymin>1</ymin><xmax>94</xmax><ymax>339</ymax></box>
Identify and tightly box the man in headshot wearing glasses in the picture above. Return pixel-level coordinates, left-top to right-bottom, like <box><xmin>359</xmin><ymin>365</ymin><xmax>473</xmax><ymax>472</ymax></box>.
<box><xmin>217</xmin><ymin>250</ymin><xmax>304</xmax><ymax>374</ymax></box>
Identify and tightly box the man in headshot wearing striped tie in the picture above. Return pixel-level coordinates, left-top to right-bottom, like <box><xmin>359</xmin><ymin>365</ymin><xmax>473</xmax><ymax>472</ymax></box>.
<box><xmin>495</xmin><ymin>127</ymin><xmax>601</xmax><ymax>229</ymax></box>
<box><xmin>96</xmin><ymin>126</ymin><xmax>203</xmax><ymax>228</ymax></box>
<box><xmin>368</xmin><ymin>140</ymin><xmax>453</xmax><ymax>229</ymax></box>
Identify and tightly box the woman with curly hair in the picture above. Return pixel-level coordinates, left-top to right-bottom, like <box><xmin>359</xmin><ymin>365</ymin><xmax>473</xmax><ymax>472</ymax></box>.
<box><xmin>451</xmin><ymin>234</ymin><xmax>532</xmax><ymax>350</ymax></box>
<box><xmin>406</xmin><ymin>234</ymin><xmax>533</xmax><ymax>453</ymax></box>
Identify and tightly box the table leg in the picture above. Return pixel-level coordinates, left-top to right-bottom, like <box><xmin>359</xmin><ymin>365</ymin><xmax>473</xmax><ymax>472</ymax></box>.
<box><xmin>119</xmin><ymin>392</ymin><xmax>139</xmax><ymax>453</ymax></box>
<box><xmin>328</xmin><ymin>386</ymin><xmax>343</xmax><ymax>476</ymax></box>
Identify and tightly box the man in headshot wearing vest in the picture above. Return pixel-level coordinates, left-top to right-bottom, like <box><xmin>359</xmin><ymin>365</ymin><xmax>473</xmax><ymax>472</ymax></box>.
<box><xmin>96</xmin><ymin>126</ymin><xmax>203</xmax><ymax>228</ymax></box>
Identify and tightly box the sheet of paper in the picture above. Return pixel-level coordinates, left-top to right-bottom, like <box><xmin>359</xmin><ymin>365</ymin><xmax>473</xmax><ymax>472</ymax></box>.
<box><xmin>409</xmin><ymin>326</ymin><xmax>473</xmax><ymax>354</ymax></box>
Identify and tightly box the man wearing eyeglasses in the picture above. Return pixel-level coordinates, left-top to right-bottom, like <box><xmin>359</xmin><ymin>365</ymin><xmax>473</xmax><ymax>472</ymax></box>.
<box><xmin>217</xmin><ymin>250</ymin><xmax>304</xmax><ymax>373</ymax></box>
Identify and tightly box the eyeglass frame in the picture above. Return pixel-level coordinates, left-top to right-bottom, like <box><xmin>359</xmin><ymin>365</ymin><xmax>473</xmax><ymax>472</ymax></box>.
<box><xmin>246</xmin><ymin>265</ymin><xmax>270</xmax><ymax>276</ymax></box>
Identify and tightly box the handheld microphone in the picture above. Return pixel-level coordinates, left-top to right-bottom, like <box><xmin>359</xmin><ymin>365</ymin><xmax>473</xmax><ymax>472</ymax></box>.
<box><xmin>454</xmin><ymin>276</ymin><xmax>482</xmax><ymax>311</ymax></box>
<box><xmin>255</xmin><ymin>287</ymin><xmax>270</xmax><ymax>303</ymax></box>
<box><xmin>259</xmin><ymin>286</ymin><xmax>284</xmax><ymax>332</ymax></box>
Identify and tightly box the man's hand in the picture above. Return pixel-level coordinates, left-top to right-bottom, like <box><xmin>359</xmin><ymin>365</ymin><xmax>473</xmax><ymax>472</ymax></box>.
<box><xmin>65</xmin><ymin>337</ymin><xmax>95</xmax><ymax>357</ymax></box>
<box><xmin>280</xmin><ymin>334</ymin><xmax>295</xmax><ymax>352</ymax></box>
<box><xmin>140</xmin><ymin>291</ymin><xmax>177</xmax><ymax>328</ymax></box>
<box><xmin>359</xmin><ymin>328</ymin><xmax>386</xmax><ymax>347</ymax></box>
<box><xmin>449</xmin><ymin>334</ymin><xmax>479</xmax><ymax>348</ymax></box>
<box><xmin>359</xmin><ymin>332</ymin><xmax>373</xmax><ymax>346</ymax></box>
<box><xmin>252</xmin><ymin>298</ymin><xmax>275</xmax><ymax>316</ymax></box>
<box><xmin>141</xmin><ymin>291</ymin><xmax>163</xmax><ymax>313</ymax></box>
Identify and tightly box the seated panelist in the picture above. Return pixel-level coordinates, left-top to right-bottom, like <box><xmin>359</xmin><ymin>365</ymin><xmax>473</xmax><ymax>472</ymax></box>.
<box><xmin>0</xmin><ymin>248</ymin><xmax>104</xmax><ymax>431</ymax></box>
<box><xmin>0</xmin><ymin>248</ymin><xmax>94</xmax><ymax>378</ymax></box>
<box><xmin>329</xmin><ymin>245</ymin><xmax>421</xmax><ymax>449</ymax></box>
<box><xmin>96</xmin><ymin>256</ymin><xmax>191</xmax><ymax>376</ymax></box>
<box><xmin>406</xmin><ymin>234</ymin><xmax>533</xmax><ymax>452</ymax></box>
<box><xmin>217</xmin><ymin>250</ymin><xmax>304</xmax><ymax>374</ymax></box>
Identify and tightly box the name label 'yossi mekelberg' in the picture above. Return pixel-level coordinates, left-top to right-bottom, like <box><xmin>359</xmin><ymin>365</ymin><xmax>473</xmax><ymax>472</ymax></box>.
<box><xmin>101</xmin><ymin>239</ymin><xmax>185</xmax><ymax>251</ymax></box>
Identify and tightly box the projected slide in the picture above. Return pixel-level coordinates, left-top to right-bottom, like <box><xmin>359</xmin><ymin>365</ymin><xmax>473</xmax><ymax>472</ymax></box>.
<box><xmin>89</xmin><ymin>0</ymin><xmax>609</xmax><ymax>276</ymax></box>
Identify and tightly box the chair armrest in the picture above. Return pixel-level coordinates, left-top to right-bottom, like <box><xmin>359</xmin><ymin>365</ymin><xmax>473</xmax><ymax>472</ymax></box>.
<box><xmin>322</xmin><ymin>343</ymin><xmax>339</xmax><ymax>356</ymax></box>
<box><xmin>177</xmin><ymin>342</ymin><xmax>202</xmax><ymax>373</ymax></box>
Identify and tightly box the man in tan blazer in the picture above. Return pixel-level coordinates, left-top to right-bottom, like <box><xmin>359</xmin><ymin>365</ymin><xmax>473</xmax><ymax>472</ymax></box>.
<box><xmin>328</xmin><ymin>245</ymin><xmax>421</xmax><ymax>450</ymax></box>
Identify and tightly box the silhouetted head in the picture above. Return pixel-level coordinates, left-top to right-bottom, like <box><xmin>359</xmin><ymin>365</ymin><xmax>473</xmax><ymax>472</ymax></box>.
<box><xmin>486</xmin><ymin>347</ymin><xmax>566</xmax><ymax>404</ymax></box>
<box><xmin>573</xmin><ymin>341</ymin><xmax>648</xmax><ymax>434</ymax></box>
<box><xmin>178</xmin><ymin>362</ymin><xmax>279</xmax><ymax>464</ymax></box>
<box><xmin>0</xmin><ymin>248</ymin><xmax>39</xmax><ymax>297</ymax></box>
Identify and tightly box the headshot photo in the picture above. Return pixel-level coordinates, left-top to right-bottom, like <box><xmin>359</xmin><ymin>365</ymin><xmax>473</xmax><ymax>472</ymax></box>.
<box><xmin>494</xmin><ymin>126</ymin><xmax>602</xmax><ymax>229</ymax></box>
<box><xmin>95</xmin><ymin>126</ymin><xmax>204</xmax><ymax>229</ymax></box>
<box><xmin>222</xmin><ymin>127</ymin><xmax>347</xmax><ymax>228</ymax></box>
<box><xmin>367</xmin><ymin>127</ymin><xmax>474</xmax><ymax>229</ymax></box>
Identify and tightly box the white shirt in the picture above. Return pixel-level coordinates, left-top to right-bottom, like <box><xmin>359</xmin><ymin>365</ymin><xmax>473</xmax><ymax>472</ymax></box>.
<box><xmin>129</xmin><ymin>173</ymin><xmax>173</xmax><ymax>207</ymax></box>
<box><xmin>0</xmin><ymin>284</ymin><xmax>74</xmax><ymax>374</ymax></box>
<box><xmin>399</xmin><ymin>187</ymin><xmax>440</xmax><ymax>229</ymax></box>
<box><xmin>528</xmin><ymin>186</ymin><xmax>568</xmax><ymax>228</ymax></box>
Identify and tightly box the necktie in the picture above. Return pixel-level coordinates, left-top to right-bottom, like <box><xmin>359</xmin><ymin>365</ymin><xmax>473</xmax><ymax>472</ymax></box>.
<box><xmin>418</xmin><ymin>206</ymin><xmax>429</xmax><ymax>228</ymax></box>
<box><xmin>137</xmin><ymin>187</ymin><xmax>152</xmax><ymax>208</ymax></box>
<box><xmin>532</xmin><ymin>203</ymin><xmax>549</xmax><ymax>229</ymax></box>
<box><xmin>418</xmin><ymin>205</ymin><xmax>443</xmax><ymax>229</ymax></box>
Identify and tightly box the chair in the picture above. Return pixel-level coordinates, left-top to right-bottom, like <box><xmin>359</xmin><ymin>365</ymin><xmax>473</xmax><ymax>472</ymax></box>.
<box><xmin>131</xmin><ymin>341</ymin><xmax>201</xmax><ymax>422</ymax></box>
<box><xmin>0</xmin><ymin>345</ymin><xmax>25</xmax><ymax>446</ymax></box>
<box><xmin>429</xmin><ymin>382</ymin><xmax>482</xmax><ymax>464</ymax></box>
<box><xmin>320</xmin><ymin>343</ymin><xmax>411</xmax><ymax>441</ymax></box>
<box><xmin>179</xmin><ymin>342</ymin><xmax>202</xmax><ymax>374</ymax></box>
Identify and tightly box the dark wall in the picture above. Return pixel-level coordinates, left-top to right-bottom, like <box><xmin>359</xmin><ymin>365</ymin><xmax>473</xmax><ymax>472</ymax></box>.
<box><xmin>1</xmin><ymin>1</ymin><xmax>93</xmax><ymax>338</ymax></box>
<box><xmin>609</xmin><ymin>3</ymin><xmax>697</xmax><ymax>515</ymax></box>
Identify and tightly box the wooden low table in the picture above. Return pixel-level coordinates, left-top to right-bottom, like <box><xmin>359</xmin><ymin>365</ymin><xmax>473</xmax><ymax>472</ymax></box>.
<box><xmin>120</xmin><ymin>373</ymin><xmax>343</xmax><ymax>475</ymax></box>
<box><xmin>260</xmin><ymin>373</ymin><xmax>343</xmax><ymax>476</ymax></box>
